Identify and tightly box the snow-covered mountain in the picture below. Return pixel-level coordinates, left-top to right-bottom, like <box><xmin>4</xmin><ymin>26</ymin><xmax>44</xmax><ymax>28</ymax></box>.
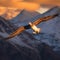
<box><xmin>0</xmin><ymin>6</ymin><xmax>60</xmax><ymax>60</ymax></box>
<box><xmin>6</xmin><ymin>6</ymin><xmax>60</xmax><ymax>51</ymax></box>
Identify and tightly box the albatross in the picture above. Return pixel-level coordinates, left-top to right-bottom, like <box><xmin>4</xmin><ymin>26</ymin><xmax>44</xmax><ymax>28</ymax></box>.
<box><xmin>2</xmin><ymin>13</ymin><xmax>59</xmax><ymax>40</ymax></box>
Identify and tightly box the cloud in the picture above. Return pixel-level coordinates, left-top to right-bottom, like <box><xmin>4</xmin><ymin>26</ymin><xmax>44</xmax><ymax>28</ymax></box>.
<box><xmin>0</xmin><ymin>7</ymin><xmax>6</xmax><ymax>15</ymax></box>
<box><xmin>0</xmin><ymin>0</ymin><xmax>60</xmax><ymax>11</ymax></box>
<box><xmin>0</xmin><ymin>0</ymin><xmax>40</xmax><ymax>11</ymax></box>
<box><xmin>25</xmin><ymin>0</ymin><xmax>60</xmax><ymax>6</ymax></box>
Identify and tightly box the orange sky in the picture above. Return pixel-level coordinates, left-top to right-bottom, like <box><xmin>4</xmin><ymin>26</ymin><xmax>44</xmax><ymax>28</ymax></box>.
<box><xmin>0</xmin><ymin>0</ymin><xmax>40</xmax><ymax>11</ymax></box>
<box><xmin>0</xmin><ymin>0</ymin><xmax>60</xmax><ymax>19</ymax></box>
<box><xmin>0</xmin><ymin>0</ymin><xmax>60</xmax><ymax>11</ymax></box>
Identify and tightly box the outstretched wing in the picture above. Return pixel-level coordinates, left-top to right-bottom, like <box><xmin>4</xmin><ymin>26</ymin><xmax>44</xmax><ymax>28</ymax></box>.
<box><xmin>3</xmin><ymin>14</ymin><xmax>59</xmax><ymax>40</ymax></box>
<box><xmin>33</xmin><ymin>14</ymin><xmax>58</xmax><ymax>25</ymax></box>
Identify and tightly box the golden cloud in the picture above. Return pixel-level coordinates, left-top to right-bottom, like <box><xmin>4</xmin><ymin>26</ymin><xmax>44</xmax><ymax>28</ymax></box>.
<box><xmin>0</xmin><ymin>0</ymin><xmax>40</xmax><ymax>11</ymax></box>
<box><xmin>0</xmin><ymin>0</ymin><xmax>60</xmax><ymax>11</ymax></box>
<box><xmin>25</xmin><ymin>0</ymin><xmax>60</xmax><ymax>6</ymax></box>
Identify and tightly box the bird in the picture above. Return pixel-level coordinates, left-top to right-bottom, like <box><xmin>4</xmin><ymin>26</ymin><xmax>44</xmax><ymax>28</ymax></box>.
<box><xmin>2</xmin><ymin>13</ymin><xmax>59</xmax><ymax>40</ymax></box>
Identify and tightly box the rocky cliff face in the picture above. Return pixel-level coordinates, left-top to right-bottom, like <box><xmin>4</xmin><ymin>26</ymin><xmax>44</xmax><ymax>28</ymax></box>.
<box><xmin>0</xmin><ymin>6</ymin><xmax>60</xmax><ymax>60</ymax></box>
<box><xmin>9</xmin><ymin>6</ymin><xmax>60</xmax><ymax>51</ymax></box>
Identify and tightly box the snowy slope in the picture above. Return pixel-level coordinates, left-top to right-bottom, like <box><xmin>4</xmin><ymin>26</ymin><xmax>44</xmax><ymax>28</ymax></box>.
<box><xmin>8</xmin><ymin>6</ymin><xmax>60</xmax><ymax>51</ymax></box>
<box><xmin>0</xmin><ymin>6</ymin><xmax>60</xmax><ymax>52</ymax></box>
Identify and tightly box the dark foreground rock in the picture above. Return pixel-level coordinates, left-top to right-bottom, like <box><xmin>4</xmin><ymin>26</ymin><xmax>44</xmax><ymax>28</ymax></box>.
<box><xmin>0</xmin><ymin>40</ymin><xmax>60</xmax><ymax>60</ymax></box>
<box><xmin>37</xmin><ymin>43</ymin><xmax>60</xmax><ymax>60</ymax></box>
<box><xmin>0</xmin><ymin>40</ymin><xmax>41</xmax><ymax>60</ymax></box>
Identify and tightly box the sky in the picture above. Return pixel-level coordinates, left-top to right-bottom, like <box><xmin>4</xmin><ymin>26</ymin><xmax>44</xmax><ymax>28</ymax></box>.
<box><xmin>0</xmin><ymin>0</ymin><xmax>60</xmax><ymax>11</ymax></box>
<box><xmin>0</xmin><ymin>0</ymin><xmax>60</xmax><ymax>19</ymax></box>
